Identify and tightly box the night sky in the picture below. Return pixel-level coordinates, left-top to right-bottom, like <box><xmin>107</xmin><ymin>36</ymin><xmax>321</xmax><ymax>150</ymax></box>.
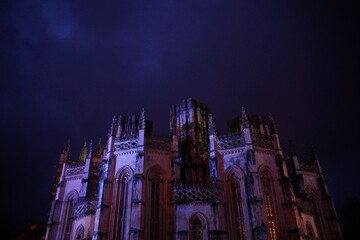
<box><xmin>1</xmin><ymin>0</ymin><xmax>359</xmax><ymax>234</ymax></box>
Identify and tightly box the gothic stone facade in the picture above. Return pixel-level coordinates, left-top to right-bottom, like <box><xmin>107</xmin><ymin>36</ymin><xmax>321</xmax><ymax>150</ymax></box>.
<box><xmin>45</xmin><ymin>98</ymin><xmax>342</xmax><ymax>240</ymax></box>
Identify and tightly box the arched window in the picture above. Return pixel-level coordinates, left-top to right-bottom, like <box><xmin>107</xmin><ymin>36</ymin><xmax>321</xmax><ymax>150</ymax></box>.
<box><xmin>74</xmin><ymin>225</ymin><xmax>84</xmax><ymax>240</ymax></box>
<box><xmin>147</xmin><ymin>166</ymin><xmax>163</xmax><ymax>240</ymax></box>
<box><xmin>150</xmin><ymin>175</ymin><xmax>160</xmax><ymax>240</ymax></box>
<box><xmin>189</xmin><ymin>213</ymin><xmax>208</xmax><ymax>240</ymax></box>
<box><xmin>259</xmin><ymin>168</ymin><xmax>277</xmax><ymax>240</ymax></box>
<box><xmin>306</xmin><ymin>186</ymin><xmax>323</xmax><ymax>240</ymax></box>
<box><xmin>113</xmin><ymin>168</ymin><xmax>132</xmax><ymax>239</ymax></box>
<box><xmin>191</xmin><ymin>217</ymin><xmax>203</xmax><ymax>240</ymax></box>
<box><xmin>62</xmin><ymin>191</ymin><xmax>78</xmax><ymax>240</ymax></box>
<box><xmin>226</xmin><ymin>168</ymin><xmax>246</xmax><ymax>240</ymax></box>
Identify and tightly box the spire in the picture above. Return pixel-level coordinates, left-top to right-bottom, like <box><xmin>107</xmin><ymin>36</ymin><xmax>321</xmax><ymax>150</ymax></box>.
<box><xmin>241</xmin><ymin>107</ymin><xmax>250</xmax><ymax>128</ymax></box>
<box><xmin>94</xmin><ymin>138</ymin><xmax>102</xmax><ymax>157</ymax></box>
<box><xmin>108</xmin><ymin>115</ymin><xmax>117</xmax><ymax>136</ymax></box>
<box><xmin>79</xmin><ymin>141</ymin><xmax>87</xmax><ymax>162</ymax></box>
<box><xmin>208</xmin><ymin>114</ymin><xmax>216</xmax><ymax>136</ymax></box>
<box><xmin>268</xmin><ymin>113</ymin><xmax>278</xmax><ymax>134</ymax></box>
<box><xmin>139</xmin><ymin>108</ymin><xmax>145</xmax><ymax>130</ymax></box>
<box><xmin>87</xmin><ymin>140</ymin><xmax>93</xmax><ymax>159</ymax></box>
<box><xmin>311</xmin><ymin>145</ymin><xmax>319</xmax><ymax>162</ymax></box>
<box><xmin>289</xmin><ymin>140</ymin><xmax>297</xmax><ymax>157</ymax></box>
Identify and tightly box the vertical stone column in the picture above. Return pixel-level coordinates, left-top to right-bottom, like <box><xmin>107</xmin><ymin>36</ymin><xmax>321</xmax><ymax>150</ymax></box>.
<box><xmin>129</xmin><ymin>170</ymin><xmax>144</xmax><ymax>240</ymax></box>
<box><xmin>129</xmin><ymin>109</ymin><xmax>146</xmax><ymax>240</ymax></box>
<box><xmin>93</xmin><ymin>117</ymin><xmax>117</xmax><ymax>240</ymax></box>
<box><xmin>242</xmin><ymin>108</ymin><xmax>268</xmax><ymax>240</ymax></box>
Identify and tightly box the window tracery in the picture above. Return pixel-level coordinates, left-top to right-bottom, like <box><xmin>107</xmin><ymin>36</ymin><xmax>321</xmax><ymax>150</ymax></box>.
<box><xmin>191</xmin><ymin>217</ymin><xmax>203</xmax><ymax>240</ymax></box>
<box><xmin>190</xmin><ymin>216</ymin><xmax>205</xmax><ymax>240</ymax></box>
<box><xmin>150</xmin><ymin>175</ymin><xmax>160</xmax><ymax>240</ymax></box>
<box><xmin>260</xmin><ymin>169</ymin><xmax>277</xmax><ymax>240</ymax></box>
<box><xmin>113</xmin><ymin>169</ymin><xmax>131</xmax><ymax>239</ymax></box>
<box><xmin>230</xmin><ymin>177</ymin><xmax>246</xmax><ymax>240</ymax></box>
<box><xmin>62</xmin><ymin>191</ymin><xmax>78</xmax><ymax>240</ymax></box>
<box><xmin>75</xmin><ymin>225</ymin><xmax>84</xmax><ymax>240</ymax></box>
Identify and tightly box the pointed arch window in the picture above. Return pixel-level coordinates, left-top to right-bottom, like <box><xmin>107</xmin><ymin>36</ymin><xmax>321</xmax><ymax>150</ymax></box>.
<box><xmin>306</xmin><ymin>187</ymin><xmax>323</xmax><ymax>240</ymax></box>
<box><xmin>150</xmin><ymin>175</ymin><xmax>160</xmax><ymax>240</ymax></box>
<box><xmin>113</xmin><ymin>170</ymin><xmax>131</xmax><ymax>239</ymax></box>
<box><xmin>62</xmin><ymin>191</ymin><xmax>78</xmax><ymax>240</ymax></box>
<box><xmin>75</xmin><ymin>225</ymin><xmax>84</xmax><ymax>240</ymax></box>
<box><xmin>191</xmin><ymin>217</ymin><xmax>204</xmax><ymax>240</ymax></box>
<box><xmin>230</xmin><ymin>177</ymin><xmax>246</xmax><ymax>239</ymax></box>
<box><xmin>260</xmin><ymin>169</ymin><xmax>277</xmax><ymax>240</ymax></box>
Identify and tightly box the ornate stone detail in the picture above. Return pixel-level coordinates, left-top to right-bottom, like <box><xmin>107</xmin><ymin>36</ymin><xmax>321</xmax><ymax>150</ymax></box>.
<box><xmin>251</xmin><ymin>133</ymin><xmax>274</xmax><ymax>149</ymax></box>
<box><xmin>191</xmin><ymin>217</ymin><xmax>203</xmax><ymax>240</ymax></box>
<box><xmin>73</xmin><ymin>199</ymin><xmax>97</xmax><ymax>219</ymax></box>
<box><xmin>173</xmin><ymin>183</ymin><xmax>222</xmax><ymax>204</ymax></box>
<box><xmin>217</xmin><ymin>133</ymin><xmax>245</xmax><ymax>150</ymax></box>
<box><xmin>220</xmin><ymin>148</ymin><xmax>245</xmax><ymax>155</ymax></box>
<box><xmin>296</xmin><ymin>198</ymin><xmax>315</xmax><ymax>215</ymax></box>
<box><xmin>114</xmin><ymin>150</ymin><xmax>138</xmax><ymax>156</ymax></box>
<box><xmin>66</xmin><ymin>165</ymin><xmax>85</xmax><ymax>176</ymax></box>
<box><xmin>114</xmin><ymin>139</ymin><xmax>138</xmax><ymax>151</ymax></box>
<box><xmin>145</xmin><ymin>135</ymin><xmax>170</xmax><ymax>151</ymax></box>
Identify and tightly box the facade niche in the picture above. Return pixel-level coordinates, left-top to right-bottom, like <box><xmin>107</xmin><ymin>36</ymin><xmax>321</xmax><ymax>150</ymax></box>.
<box><xmin>62</xmin><ymin>191</ymin><xmax>78</xmax><ymax>240</ymax></box>
<box><xmin>111</xmin><ymin>167</ymin><xmax>132</xmax><ymax>239</ymax></box>
<box><xmin>189</xmin><ymin>213</ymin><xmax>208</xmax><ymax>240</ymax></box>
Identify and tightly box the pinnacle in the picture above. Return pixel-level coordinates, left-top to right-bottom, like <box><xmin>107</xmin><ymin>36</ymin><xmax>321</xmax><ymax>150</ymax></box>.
<box><xmin>241</xmin><ymin>107</ymin><xmax>250</xmax><ymax>128</ymax></box>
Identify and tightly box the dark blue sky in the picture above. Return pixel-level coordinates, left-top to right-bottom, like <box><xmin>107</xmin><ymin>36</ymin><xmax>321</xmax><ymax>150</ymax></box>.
<box><xmin>1</xmin><ymin>0</ymin><xmax>359</xmax><ymax>234</ymax></box>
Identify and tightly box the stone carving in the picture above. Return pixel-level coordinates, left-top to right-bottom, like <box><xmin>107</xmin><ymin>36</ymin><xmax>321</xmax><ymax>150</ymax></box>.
<box><xmin>296</xmin><ymin>198</ymin><xmax>315</xmax><ymax>215</ymax></box>
<box><xmin>217</xmin><ymin>133</ymin><xmax>245</xmax><ymax>150</ymax></box>
<box><xmin>173</xmin><ymin>183</ymin><xmax>222</xmax><ymax>204</ymax></box>
<box><xmin>73</xmin><ymin>199</ymin><xmax>97</xmax><ymax>219</ymax></box>
<box><xmin>66</xmin><ymin>166</ymin><xmax>85</xmax><ymax>176</ymax></box>
<box><xmin>114</xmin><ymin>139</ymin><xmax>138</xmax><ymax>151</ymax></box>
<box><xmin>251</xmin><ymin>133</ymin><xmax>274</xmax><ymax>149</ymax></box>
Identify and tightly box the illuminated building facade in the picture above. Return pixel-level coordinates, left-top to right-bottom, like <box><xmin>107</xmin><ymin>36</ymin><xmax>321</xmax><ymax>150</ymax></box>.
<box><xmin>45</xmin><ymin>98</ymin><xmax>342</xmax><ymax>240</ymax></box>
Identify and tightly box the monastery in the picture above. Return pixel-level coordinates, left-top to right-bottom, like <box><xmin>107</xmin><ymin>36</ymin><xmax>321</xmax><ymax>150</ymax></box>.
<box><xmin>45</xmin><ymin>98</ymin><xmax>342</xmax><ymax>240</ymax></box>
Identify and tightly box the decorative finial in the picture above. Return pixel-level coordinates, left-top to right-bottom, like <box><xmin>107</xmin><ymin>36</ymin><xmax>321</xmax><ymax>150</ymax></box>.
<box><xmin>79</xmin><ymin>141</ymin><xmax>87</xmax><ymax>162</ymax></box>
<box><xmin>108</xmin><ymin>115</ymin><xmax>117</xmax><ymax>136</ymax></box>
<box><xmin>289</xmin><ymin>140</ymin><xmax>297</xmax><ymax>157</ymax></box>
<box><xmin>269</xmin><ymin>113</ymin><xmax>278</xmax><ymax>134</ymax></box>
<box><xmin>241</xmin><ymin>107</ymin><xmax>250</xmax><ymax>128</ymax></box>
<box><xmin>209</xmin><ymin>114</ymin><xmax>215</xmax><ymax>135</ymax></box>
<box><xmin>139</xmin><ymin>108</ymin><xmax>145</xmax><ymax>130</ymax></box>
